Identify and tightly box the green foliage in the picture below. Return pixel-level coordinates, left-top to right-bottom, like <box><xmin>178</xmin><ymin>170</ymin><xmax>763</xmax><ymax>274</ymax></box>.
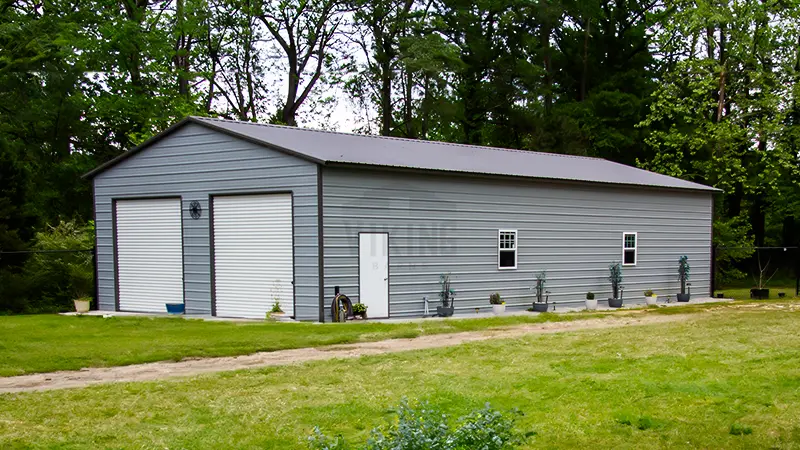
<box><xmin>490</xmin><ymin>292</ymin><xmax>502</xmax><ymax>305</ymax></box>
<box><xmin>8</xmin><ymin>220</ymin><xmax>95</xmax><ymax>313</ymax></box>
<box><xmin>586</xmin><ymin>292</ymin><xmax>594</xmax><ymax>300</ymax></box>
<box><xmin>608</xmin><ymin>263</ymin><xmax>623</xmax><ymax>299</ymax></box>
<box><xmin>352</xmin><ymin>303</ymin><xmax>367</xmax><ymax>314</ymax></box>
<box><xmin>729</xmin><ymin>423</ymin><xmax>753</xmax><ymax>436</ymax></box>
<box><xmin>271</xmin><ymin>302</ymin><xmax>283</xmax><ymax>313</ymax></box>
<box><xmin>644</xmin><ymin>290</ymin><xmax>654</xmax><ymax>297</ymax></box>
<box><xmin>308</xmin><ymin>399</ymin><xmax>526</xmax><ymax>450</ymax></box>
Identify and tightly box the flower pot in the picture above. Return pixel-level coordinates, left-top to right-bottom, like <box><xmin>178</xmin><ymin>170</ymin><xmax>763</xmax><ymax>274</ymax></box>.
<box><xmin>585</xmin><ymin>299</ymin><xmax>598</xmax><ymax>310</ymax></box>
<box><xmin>354</xmin><ymin>312</ymin><xmax>367</xmax><ymax>320</ymax></box>
<box><xmin>749</xmin><ymin>288</ymin><xmax>769</xmax><ymax>300</ymax></box>
<box><xmin>165</xmin><ymin>303</ymin><xmax>185</xmax><ymax>314</ymax></box>
<box><xmin>492</xmin><ymin>304</ymin><xmax>506</xmax><ymax>315</ymax></box>
<box><xmin>645</xmin><ymin>295</ymin><xmax>658</xmax><ymax>306</ymax></box>
<box><xmin>532</xmin><ymin>302</ymin><xmax>548</xmax><ymax>313</ymax></box>
<box><xmin>436</xmin><ymin>306</ymin><xmax>454</xmax><ymax>317</ymax></box>
<box><xmin>608</xmin><ymin>298</ymin><xmax>623</xmax><ymax>308</ymax></box>
<box><xmin>676</xmin><ymin>293</ymin><xmax>690</xmax><ymax>302</ymax></box>
<box><xmin>73</xmin><ymin>299</ymin><xmax>90</xmax><ymax>313</ymax></box>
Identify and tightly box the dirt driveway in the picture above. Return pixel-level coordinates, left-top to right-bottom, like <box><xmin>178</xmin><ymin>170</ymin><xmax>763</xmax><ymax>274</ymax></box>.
<box><xmin>0</xmin><ymin>313</ymin><xmax>692</xmax><ymax>393</ymax></box>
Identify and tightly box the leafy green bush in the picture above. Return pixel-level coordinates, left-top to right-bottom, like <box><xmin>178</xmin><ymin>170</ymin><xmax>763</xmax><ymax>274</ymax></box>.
<box><xmin>9</xmin><ymin>220</ymin><xmax>95</xmax><ymax>313</ymax></box>
<box><xmin>352</xmin><ymin>303</ymin><xmax>367</xmax><ymax>314</ymax></box>
<box><xmin>308</xmin><ymin>399</ymin><xmax>528</xmax><ymax>450</ymax></box>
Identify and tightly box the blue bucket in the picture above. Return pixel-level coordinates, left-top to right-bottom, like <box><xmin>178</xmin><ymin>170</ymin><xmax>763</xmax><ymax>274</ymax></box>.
<box><xmin>165</xmin><ymin>303</ymin><xmax>185</xmax><ymax>314</ymax></box>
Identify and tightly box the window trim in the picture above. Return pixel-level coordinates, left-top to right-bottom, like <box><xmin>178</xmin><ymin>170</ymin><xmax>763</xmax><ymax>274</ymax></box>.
<box><xmin>498</xmin><ymin>229</ymin><xmax>518</xmax><ymax>270</ymax></box>
<box><xmin>622</xmin><ymin>231</ymin><xmax>638</xmax><ymax>266</ymax></box>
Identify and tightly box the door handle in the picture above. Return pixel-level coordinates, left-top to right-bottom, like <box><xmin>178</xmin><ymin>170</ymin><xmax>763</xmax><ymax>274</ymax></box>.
<box><xmin>384</xmin><ymin>277</ymin><xmax>388</xmax><ymax>281</ymax></box>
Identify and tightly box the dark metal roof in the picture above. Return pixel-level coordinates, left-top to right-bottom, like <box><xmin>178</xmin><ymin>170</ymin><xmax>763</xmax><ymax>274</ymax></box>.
<box><xmin>84</xmin><ymin>116</ymin><xmax>718</xmax><ymax>192</ymax></box>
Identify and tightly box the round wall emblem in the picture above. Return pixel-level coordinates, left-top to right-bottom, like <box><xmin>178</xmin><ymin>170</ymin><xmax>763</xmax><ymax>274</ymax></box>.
<box><xmin>189</xmin><ymin>200</ymin><xmax>202</xmax><ymax>220</ymax></box>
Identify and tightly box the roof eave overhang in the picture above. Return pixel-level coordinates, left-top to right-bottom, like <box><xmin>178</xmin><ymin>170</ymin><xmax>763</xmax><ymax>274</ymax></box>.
<box><xmin>81</xmin><ymin>117</ymin><xmax>326</xmax><ymax>180</ymax></box>
<box><xmin>323</xmin><ymin>161</ymin><xmax>722</xmax><ymax>193</ymax></box>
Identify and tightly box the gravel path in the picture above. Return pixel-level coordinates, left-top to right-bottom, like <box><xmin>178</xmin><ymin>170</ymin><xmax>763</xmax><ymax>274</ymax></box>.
<box><xmin>0</xmin><ymin>313</ymin><xmax>693</xmax><ymax>393</ymax></box>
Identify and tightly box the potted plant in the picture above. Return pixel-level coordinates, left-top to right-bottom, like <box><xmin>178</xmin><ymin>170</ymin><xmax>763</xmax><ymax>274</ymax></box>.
<box><xmin>437</xmin><ymin>274</ymin><xmax>455</xmax><ymax>317</ymax></box>
<box><xmin>352</xmin><ymin>302</ymin><xmax>368</xmax><ymax>319</ymax></box>
<box><xmin>677</xmin><ymin>255</ymin><xmax>690</xmax><ymax>302</ymax></box>
<box><xmin>269</xmin><ymin>301</ymin><xmax>284</xmax><ymax>316</ymax></box>
<box><xmin>531</xmin><ymin>270</ymin><xmax>549</xmax><ymax>312</ymax></box>
<box><xmin>585</xmin><ymin>292</ymin><xmax>597</xmax><ymax>310</ymax></box>
<box><xmin>74</xmin><ymin>296</ymin><xmax>91</xmax><ymax>314</ymax></box>
<box><xmin>750</xmin><ymin>252</ymin><xmax>776</xmax><ymax>299</ymax></box>
<box><xmin>644</xmin><ymin>289</ymin><xmax>658</xmax><ymax>306</ymax></box>
<box><xmin>490</xmin><ymin>292</ymin><xmax>505</xmax><ymax>315</ymax></box>
<box><xmin>608</xmin><ymin>263</ymin><xmax>624</xmax><ymax>308</ymax></box>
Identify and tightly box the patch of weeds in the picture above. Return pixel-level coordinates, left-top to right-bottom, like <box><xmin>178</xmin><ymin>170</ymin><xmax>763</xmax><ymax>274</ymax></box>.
<box><xmin>729</xmin><ymin>423</ymin><xmax>753</xmax><ymax>436</ymax></box>
<box><xmin>614</xmin><ymin>412</ymin><xmax>663</xmax><ymax>430</ymax></box>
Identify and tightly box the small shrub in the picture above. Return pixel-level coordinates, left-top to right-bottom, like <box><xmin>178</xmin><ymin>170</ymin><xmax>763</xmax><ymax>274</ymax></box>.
<box><xmin>586</xmin><ymin>292</ymin><xmax>595</xmax><ymax>300</ymax></box>
<box><xmin>490</xmin><ymin>292</ymin><xmax>502</xmax><ymax>305</ymax></box>
<box><xmin>270</xmin><ymin>302</ymin><xmax>283</xmax><ymax>313</ymax></box>
<box><xmin>643</xmin><ymin>289</ymin><xmax>654</xmax><ymax>297</ymax></box>
<box><xmin>729</xmin><ymin>423</ymin><xmax>753</xmax><ymax>436</ymax></box>
<box><xmin>352</xmin><ymin>303</ymin><xmax>367</xmax><ymax>314</ymax></box>
<box><xmin>308</xmin><ymin>399</ymin><xmax>528</xmax><ymax>450</ymax></box>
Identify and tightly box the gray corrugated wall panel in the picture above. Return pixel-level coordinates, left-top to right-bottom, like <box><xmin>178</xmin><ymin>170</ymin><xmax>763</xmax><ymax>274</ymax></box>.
<box><xmin>93</xmin><ymin>123</ymin><xmax>320</xmax><ymax>319</ymax></box>
<box><xmin>322</xmin><ymin>167</ymin><xmax>712</xmax><ymax>319</ymax></box>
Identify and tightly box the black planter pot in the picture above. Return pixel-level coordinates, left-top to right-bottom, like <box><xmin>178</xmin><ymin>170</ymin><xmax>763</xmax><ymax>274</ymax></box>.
<box><xmin>532</xmin><ymin>302</ymin><xmax>549</xmax><ymax>313</ymax></box>
<box><xmin>676</xmin><ymin>293</ymin><xmax>690</xmax><ymax>302</ymax></box>
<box><xmin>608</xmin><ymin>298</ymin><xmax>623</xmax><ymax>308</ymax></box>
<box><xmin>750</xmin><ymin>288</ymin><xmax>769</xmax><ymax>299</ymax></box>
<box><xmin>716</xmin><ymin>293</ymin><xmax>724</xmax><ymax>299</ymax></box>
<box><xmin>436</xmin><ymin>306</ymin><xmax>454</xmax><ymax>317</ymax></box>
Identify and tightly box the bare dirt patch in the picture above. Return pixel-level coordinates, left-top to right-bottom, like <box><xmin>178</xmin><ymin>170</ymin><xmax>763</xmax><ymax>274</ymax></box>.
<box><xmin>0</xmin><ymin>314</ymin><xmax>695</xmax><ymax>393</ymax></box>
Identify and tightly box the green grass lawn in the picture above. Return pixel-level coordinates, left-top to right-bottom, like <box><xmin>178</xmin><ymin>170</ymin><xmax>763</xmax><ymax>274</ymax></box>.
<box><xmin>0</xmin><ymin>312</ymin><xmax>613</xmax><ymax>377</ymax></box>
<box><xmin>1</xmin><ymin>305</ymin><xmax>799</xmax><ymax>448</ymax></box>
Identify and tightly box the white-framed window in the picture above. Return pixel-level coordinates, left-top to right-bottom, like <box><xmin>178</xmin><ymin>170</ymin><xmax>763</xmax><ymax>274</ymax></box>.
<box><xmin>498</xmin><ymin>230</ymin><xmax>517</xmax><ymax>269</ymax></box>
<box><xmin>622</xmin><ymin>232</ymin><xmax>637</xmax><ymax>266</ymax></box>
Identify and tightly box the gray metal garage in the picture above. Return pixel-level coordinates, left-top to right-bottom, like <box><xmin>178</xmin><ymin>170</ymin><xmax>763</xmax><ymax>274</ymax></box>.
<box><xmin>85</xmin><ymin>116</ymin><xmax>717</xmax><ymax>321</ymax></box>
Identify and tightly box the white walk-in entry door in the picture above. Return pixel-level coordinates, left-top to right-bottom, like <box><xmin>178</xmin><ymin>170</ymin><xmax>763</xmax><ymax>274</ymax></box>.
<box><xmin>359</xmin><ymin>233</ymin><xmax>389</xmax><ymax>318</ymax></box>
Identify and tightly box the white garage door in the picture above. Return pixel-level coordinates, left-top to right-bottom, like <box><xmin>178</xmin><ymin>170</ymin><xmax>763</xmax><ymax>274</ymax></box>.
<box><xmin>115</xmin><ymin>198</ymin><xmax>184</xmax><ymax>312</ymax></box>
<box><xmin>213</xmin><ymin>193</ymin><xmax>294</xmax><ymax>318</ymax></box>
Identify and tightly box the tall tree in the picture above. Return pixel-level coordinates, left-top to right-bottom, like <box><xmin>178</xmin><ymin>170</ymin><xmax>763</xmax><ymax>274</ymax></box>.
<box><xmin>257</xmin><ymin>0</ymin><xmax>346</xmax><ymax>126</ymax></box>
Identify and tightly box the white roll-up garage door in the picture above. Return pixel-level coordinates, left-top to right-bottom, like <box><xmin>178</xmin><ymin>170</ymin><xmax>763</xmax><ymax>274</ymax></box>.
<box><xmin>115</xmin><ymin>198</ymin><xmax>184</xmax><ymax>312</ymax></box>
<box><xmin>212</xmin><ymin>193</ymin><xmax>294</xmax><ymax>318</ymax></box>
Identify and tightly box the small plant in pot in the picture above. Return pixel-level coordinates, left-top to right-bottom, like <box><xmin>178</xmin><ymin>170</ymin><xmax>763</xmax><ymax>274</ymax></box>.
<box><xmin>531</xmin><ymin>270</ymin><xmax>549</xmax><ymax>312</ymax></box>
<box><xmin>585</xmin><ymin>292</ymin><xmax>597</xmax><ymax>310</ymax></box>
<box><xmin>608</xmin><ymin>262</ymin><xmax>624</xmax><ymax>308</ymax></box>
<box><xmin>352</xmin><ymin>302</ymin><xmax>368</xmax><ymax>319</ymax></box>
<box><xmin>73</xmin><ymin>296</ymin><xmax>91</xmax><ymax>314</ymax></box>
<box><xmin>437</xmin><ymin>273</ymin><xmax>456</xmax><ymax>317</ymax></box>
<box><xmin>644</xmin><ymin>289</ymin><xmax>657</xmax><ymax>306</ymax></box>
<box><xmin>489</xmin><ymin>292</ymin><xmax>505</xmax><ymax>315</ymax></box>
<box><xmin>677</xmin><ymin>255</ymin><xmax>691</xmax><ymax>302</ymax></box>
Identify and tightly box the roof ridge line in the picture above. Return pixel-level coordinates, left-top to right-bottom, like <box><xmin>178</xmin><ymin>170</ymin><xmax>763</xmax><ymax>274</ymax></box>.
<box><xmin>191</xmin><ymin>116</ymin><xmax>605</xmax><ymax>162</ymax></box>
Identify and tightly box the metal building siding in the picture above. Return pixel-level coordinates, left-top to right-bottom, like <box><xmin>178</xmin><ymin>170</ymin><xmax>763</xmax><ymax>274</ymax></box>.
<box><xmin>93</xmin><ymin>123</ymin><xmax>319</xmax><ymax>319</ymax></box>
<box><xmin>322</xmin><ymin>167</ymin><xmax>712</xmax><ymax>318</ymax></box>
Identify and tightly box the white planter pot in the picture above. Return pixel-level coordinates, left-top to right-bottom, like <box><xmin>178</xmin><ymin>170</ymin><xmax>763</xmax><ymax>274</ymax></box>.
<box><xmin>74</xmin><ymin>299</ymin><xmax>90</xmax><ymax>313</ymax></box>
<box><xmin>492</xmin><ymin>304</ymin><xmax>506</xmax><ymax>315</ymax></box>
<box><xmin>585</xmin><ymin>299</ymin><xmax>598</xmax><ymax>310</ymax></box>
<box><xmin>645</xmin><ymin>295</ymin><xmax>658</xmax><ymax>306</ymax></box>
